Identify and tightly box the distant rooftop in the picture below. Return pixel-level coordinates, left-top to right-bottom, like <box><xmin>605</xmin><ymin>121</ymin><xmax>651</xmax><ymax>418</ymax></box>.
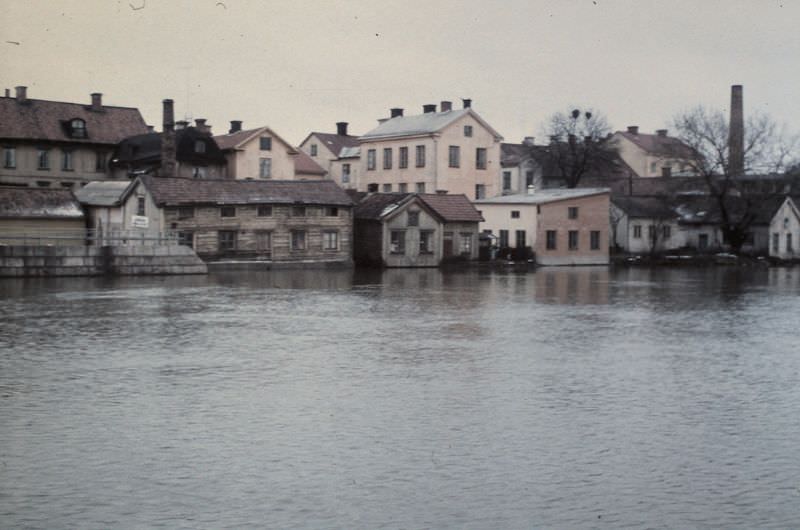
<box><xmin>361</xmin><ymin>108</ymin><xmax>502</xmax><ymax>141</ymax></box>
<box><xmin>474</xmin><ymin>188</ymin><xmax>610</xmax><ymax>205</ymax></box>
<box><xmin>74</xmin><ymin>180</ymin><xmax>131</xmax><ymax>206</ymax></box>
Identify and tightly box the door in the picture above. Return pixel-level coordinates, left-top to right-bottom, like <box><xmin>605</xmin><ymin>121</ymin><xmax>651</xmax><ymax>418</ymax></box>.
<box><xmin>443</xmin><ymin>232</ymin><xmax>454</xmax><ymax>257</ymax></box>
<box><xmin>255</xmin><ymin>231</ymin><xmax>272</xmax><ymax>257</ymax></box>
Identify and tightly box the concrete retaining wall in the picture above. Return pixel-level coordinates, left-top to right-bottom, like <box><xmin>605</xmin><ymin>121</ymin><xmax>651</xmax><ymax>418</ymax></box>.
<box><xmin>0</xmin><ymin>245</ymin><xmax>207</xmax><ymax>277</ymax></box>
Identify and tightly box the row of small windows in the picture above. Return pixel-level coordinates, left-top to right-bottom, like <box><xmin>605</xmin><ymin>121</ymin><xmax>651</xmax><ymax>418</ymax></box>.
<box><xmin>632</xmin><ymin>225</ymin><xmax>672</xmax><ymax>239</ymax></box>
<box><xmin>2</xmin><ymin>147</ymin><xmax>106</xmax><ymax>171</ymax></box>
<box><xmin>365</xmin><ymin>146</ymin><xmax>489</xmax><ymax>171</ymax></box>
<box><xmin>492</xmin><ymin>229</ymin><xmax>602</xmax><ymax>251</ymax></box>
<box><xmin>366</xmin><ymin>182</ymin><xmax>427</xmax><ymax>193</ymax></box>
<box><xmin>389</xmin><ymin>230</ymin><xmax>472</xmax><ymax>255</ymax></box>
<box><xmin>207</xmin><ymin>229</ymin><xmax>339</xmax><ymax>252</ymax></box>
<box><xmin>170</xmin><ymin>205</ymin><xmax>341</xmax><ymax>219</ymax></box>
<box><xmin>502</xmin><ymin>170</ymin><xmax>537</xmax><ymax>191</ymax></box>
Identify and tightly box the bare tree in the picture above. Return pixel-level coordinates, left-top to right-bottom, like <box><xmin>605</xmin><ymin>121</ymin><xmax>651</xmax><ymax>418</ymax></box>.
<box><xmin>540</xmin><ymin>108</ymin><xmax>619</xmax><ymax>188</ymax></box>
<box><xmin>672</xmin><ymin>106</ymin><xmax>798</xmax><ymax>253</ymax></box>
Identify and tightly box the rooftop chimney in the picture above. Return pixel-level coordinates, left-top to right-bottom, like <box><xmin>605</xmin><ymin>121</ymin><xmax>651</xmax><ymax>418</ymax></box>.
<box><xmin>656</xmin><ymin>129</ymin><xmax>668</xmax><ymax>137</ymax></box>
<box><xmin>627</xmin><ymin>125</ymin><xmax>639</xmax><ymax>135</ymax></box>
<box><xmin>440</xmin><ymin>101</ymin><xmax>452</xmax><ymax>112</ymax></box>
<box><xmin>423</xmin><ymin>104</ymin><xmax>436</xmax><ymax>114</ymax></box>
<box><xmin>194</xmin><ymin>118</ymin><xmax>210</xmax><ymax>134</ymax></box>
<box><xmin>175</xmin><ymin>120</ymin><xmax>188</xmax><ymax>130</ymax></box>
<box><xmin>161</xmin><ymin>99</ymin><xmax>177</xmax><ymax>178</ymax></box>
<box><xmin>91</xmin><ymin>92</ymin><xmax>102</xmax><ymax>111</ymax></box>
<box><xmin>15</xmin><ymin>86</ymin><xmax>27</xmax><ymax>103</ymax></box>
<box><xmin>336</xmin><ymin>121</ymin><xmax>348</xmax><ymax>136</ymax></box>
<box><xmin>5</xmin><ymin>88</ymin><xmax>10</xmax><ymax>98</ymax></box>
<box><xmin>527</xmin><ymin>184</ymin><xmax>536</xmax><ymax>195</ymax></box>
<box><xmin>229</xmin><ymin>120</ymin><xmax>242</xmax><ymax>134</ymax></box>
<box><xmin>462</xmin><ymin>98</ymin><xmax>472</xmax><ymax>109</ymax></box>
<box><xmin>390</xmin><ymin>108</ymin><xmax>403</xmax><ymax>118</ymax></box>
<box><xmin>523</xmin><ymin>136</ymin><xmax>535</xmax><ymax>146</ymax></box>
<box><xmin>729</xmin><ymin>84</ymin><xmax>744</xmax><ymax>177</ymax></box>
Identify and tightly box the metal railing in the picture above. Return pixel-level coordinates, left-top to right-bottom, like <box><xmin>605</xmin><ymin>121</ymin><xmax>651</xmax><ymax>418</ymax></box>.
<box><xmin>0</xmin><ymin>228</ymin><xmax>178</xmax><ymax>246</ymax></box>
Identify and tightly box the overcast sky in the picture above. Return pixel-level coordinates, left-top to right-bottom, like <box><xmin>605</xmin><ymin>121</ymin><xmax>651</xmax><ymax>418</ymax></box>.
<box><xmin>2</xmin><ymin>0</ymin><xmax>798</xmax><ymax>145</ymax></box>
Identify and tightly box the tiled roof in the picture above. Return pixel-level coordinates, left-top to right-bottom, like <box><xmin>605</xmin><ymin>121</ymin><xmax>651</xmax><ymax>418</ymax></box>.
<box><xmin>354</xmin><ymin>193</ymin><xmax>483</xmax><ymax>222</ymax></box>
<box><xmin>474</xmin><ymin>188</ymin><xmax>610</xmax><ymax>205</ymax></box>
<box><xmin>0</xmin><ymin>188</ymin><xmax>84</xmax><ymax>219</ymax></box>
<box><xmin>361</xmin><ymin>108</ymin><xmax>503</xmax><ymax>141</ymax></box>
<box><xmin>140</xmin><ymin>176</ymin><xmax>353</xmax><ymax>207</ymax></box>
<box><xmin>615</xmin><ymin>131</ymin><xmax>697</xmax><ymax>159</ymax></box>
<box><xmin>309</xmin><ymin>132</ymin><xmax>360</xmax><ymax>158</ymax></box>
<box><xmin>0</xmin><ymin>95</ymin><xmax>147</xmax><ymax>145</ymax></box>
<box><xmin>294</xmin><ymin>150</ymin><xmax>327</xmax><ymax>176</ymax></box>
<box><xmin>74</xmin><ymin>180</ymin><xmax>131</xmax><ymax>206</ymax></box>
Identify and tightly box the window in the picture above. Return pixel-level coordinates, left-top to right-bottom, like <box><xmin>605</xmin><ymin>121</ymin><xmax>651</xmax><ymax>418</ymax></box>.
<box><xmin>464</xmin><ymin>125</ymin><xmax>473</xmax><ymax>137</ymax></box>
<box><xmin>390</xmin><ymin>230</ymin><xmax>406</xmax><ymax>254</ymax></box>
<box><xmin>383</xmin><ymin>148</ymin><xmax>392</xmax><ymax>169</ymax></box>
<box><xmin>407</xmin><ymin>211</ymin><xmax>419</xmax><ymax>226</ymax></box>
<box><xmin>633</xmin><ymin>225</ymin><xmax>642</xmax><ymax>238</ymax></box>
<box><xmin>546</xmin><ymin>230</ymin><xmax>557</xmax><ymax>250</ymax></box>
<box><xmin>310</xmin><ymin>144</ymin><xmax>318</xmax><ymax>156</ymax></box>
<box><xmin>259</xmin><ymin>137</ymin><xmax>272</xmax><ymax>151</ymax></box>
<box><xmin>291</xmin><ymin>205</ymin><xmax>306</xmax><ymax>217</ymax></box>
<box><xmin>399</xmin><ymin>147</ymin><xmax>408</xmax><ymax>168</ymax></box>
<box><xmin>648</xmin><ymin>225</ymin><xmax>656</xmax><ymax>240</ymax></box>
<box><xmin>323</xmin><ymin>230</ymin><xmax>339</xmax><ymax>251</ymax></box>
<box><xmin>291</xmin><ymin>230</ymin><xmax>306</xmax><ymax>250</ymax></box>
<box><xmin>499</xmin><ymin>229</ymin><xmax>509</xmax><ymax>248</ymax></box>
<box><xmin>95</xmin><ymin>151</ymin><xmax>105</xmax><ymax>171</ymax></box>
<box><xmin>415</xmin><ymin>145</ymin><xmax>425</xmax><ymax>167</ymax></box>
<box><xmin>399</xmin><ymin>183</ymin><xmax>408</xmax><ymax>193</ymax></box>
<box><xmin>460</xmin><ymin>233</ymin><xmax>472</xmax><ymax>254</ymax></box>
<box><xmin>218</xmin><ymin>230</ymin><xmax>237</xmax><ymax>251</ymax></box>
<box><xmin>420</xmin><ymin>230</ymin><xmax>434</xmax><ymax>253</ymax></box>
<box><xmin>70</xmin><ymin>118</ymin><xmax>86</xmax><ymax>138</ymax></box>
<box><xmin>698</xmin><ymin>233</ymin><xmax>709</xmax><ymax>250</ymax></box>
<box><xmin>178</xmin><ymin>206</ymin><xmax>194</xmax><ymax>220</ymax></box>
<box><xmin>590</xmin><ymin>230</ymin><xmax>600</xmax><ymax>250</ymax></box>
<box><xmin>416</xmin><ymin>182</ymin><xmax>425</xmax><ymax>193</ymax></box>
<box><xmin>257</xmin><ymin>205</ymin><xmax>273</xmax><ymax>217</ymax></box>
<box><xmin>342</xmin><ymin>163</ymin><xmax>351</xmax><ymax>183</ymax></box>
<box><xmin>60</xmin><ymin>182</ymin><xmax>74</xmax><ymax>188</ymax></box>
<box><xmin>502</xmin><ymin>171</ymin><xmax>511</xmax><ymax>191</ymax></box>
<box><xmin>4</xmin><ymin>147</ymin><xmax>16</xmax><ymax>169</ymax></box>
<box><xmin>137</xmin><ymin>196</ymin><xmax>146</xmax><ymax>216</ymax></box>
<box><xmin>194</xmin><ymin>140</ymin><xmax>206</xmax><ymax>154</ymax></box>
<box><xmin>177</xmin><ymin>231</ymin><xmax>193</xmax><ymax>248</ymax></box>
<box><xmin>788</xmin><ymin>233</ymin><xmax>794</xmax><ymax>252</ymax></box>
<box><xmin>650</xmin><ymin>161</ymin><xmax>657</xmax><ymax>173</ymax></box>
<box><xmin>525</xmin><ymin>170</ymin><xmax>535</xmax><ymax>187</ymax></box>
<box><xmin>324</xmin><ymin>207</ymin><xmax>339</xmax><ymax>217</ymax></box>
<box><xmin>568</xmin><ymin>230</ymin><xmax>579</xmax><ymax>250</ymax></box>
<box><xmin>61</xmin><ymin>150</ymin><xmax>73</xmax><ymax>171</ymax></box>
<box><xmin>476</xmin><ymin>148</ymin><xmax>487</xmax><ymax>169</ymax></box>
<box><xmin>367</xmin><ymin>183</ymin><xmax>379</xmax><ymax>193</ymax></box>
<box><xmin>36</xmin><ymin>181</ymin><xmax>50</xmax><ymax>187</ymax></box>
<box><xmin>259</xmin><ymin>158</ymin><xmax>272</xmax><ymax>178</ymax></box>
<box><xmin>367</xmin><ymin>149</ymin><xmax>376</xmax><ymax>170</ymax></box>
<box><xmin>383</xmin><ymin>183</ymin><xmax>392</xmax><ymax>192</ymax></box>
<box><xmin>511</xmin><ymin>210</ymin><xmax>520</xmax><ymax>219</ymax></box>
<box><xmin>515</xmin><ymin>230</ymin><xmax>526</xmax><ymax>249</ymax></box>
<box><xmin>662</xmin><ymin>225</ymin><xmax>671</xmax><ymax>239</ymax></box>
<box><xmin>475</xmin><ymin>184</ymin><xmax>485</xmax><ymax>200</ymax></box>
<box><xmin>773</xmin><ymin>233</ymin><xmax>780</xmax><ymax>253</ymax></box>
<box><xmin>448</xmin><ymin>146</ymin><xmax>460</xmax><ymax>168</ymax></box>
<box><xmin>568</xmin><ymin>207</ymin><xmax>578</xmax><ymax>219</ymax></box>
<box><xmin>37</xmin><ymin>148</ymin><xmax>50</xmax><ymax>170</ymax></box>
<box><xmin>220</xmin><ymin>206</ymin><xmax>236</xmax><ymax>217</ymax></box>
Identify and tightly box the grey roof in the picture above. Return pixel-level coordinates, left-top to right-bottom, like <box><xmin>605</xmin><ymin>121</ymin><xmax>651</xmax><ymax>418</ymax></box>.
<box><xmin>354</xmin><ymin>193</ymin><xmax>483</xmax><ymax>222</ymax></box>
<box><xmin>0</xmin><ymin>188</ymin><xmax>84</xmax><ymax>219</ymax></box>
<box><xmin>611</xmin><ymin>196</ymin><xmax>676</xmax><ymax>219</ymax></box>
<box><xmin>338</xmin><ymin>146</ymin><xmax>360</xmax><ymax>159</ymax></box>
<box><xmin>474</xmin><ymin>188</ymin><xmax>610</xmax><ymax>205</ymax></box>
<box><xmin>360</xmin><ymin>108</ymin><xmax>503</xmax><ymax>141</ymax></box>
<box><xmin>74</xmin><ymin>181</ymin><xmax>131</xmax><ymax>206</ymax></box>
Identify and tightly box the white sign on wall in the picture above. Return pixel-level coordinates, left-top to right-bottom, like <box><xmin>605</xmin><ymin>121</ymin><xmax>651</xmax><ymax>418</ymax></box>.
<box><xmin>131</xmin><ymin>215</ymin><xmax>149</xmax><ymax>228</ymax></box>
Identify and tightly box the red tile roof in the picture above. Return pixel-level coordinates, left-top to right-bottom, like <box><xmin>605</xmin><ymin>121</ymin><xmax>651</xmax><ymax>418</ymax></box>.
<box><xmin>0</xmin><ymin>96</ymin><xmax>147</xmax><ymax>145</ymax></box>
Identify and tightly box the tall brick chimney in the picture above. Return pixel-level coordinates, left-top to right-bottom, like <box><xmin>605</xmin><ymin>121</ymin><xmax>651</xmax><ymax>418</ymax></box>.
<box><xmin>91</xmin><ymin>93</ymin><xmax>102</xmax><ymax>111</ymax></box>
<box><xmin>336</xmin><ymin>122</ymin><xmax>348</xmax><ymax>135</ymax></box>
<box><xmin>729</xmin><ymin>84</ymin><xmax>744</xmax><ymax>177</ymax></box>
<box><xmin>15</xmin><ymin>86</ymin><xmax>27</xmax><ymax>103</ymax></box>
<box><xmin>229</xmin><ymin>120</ymin><xmax>242</xmax><ymax>133</ymax></box>
<box><xmin>462</xmin><ymin>98</ymin><xmax>472</xmax><ymax>109</ymax></box>
<box><xmin>161</xmin><ymin>99</ymin><xmax>177</xmax><ymax>178</ymax></box>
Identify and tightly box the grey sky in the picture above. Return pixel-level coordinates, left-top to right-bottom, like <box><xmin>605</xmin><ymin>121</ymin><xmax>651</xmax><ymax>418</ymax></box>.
<box><xmin>2</xmin><ymin>0</ymin><xmax>798</xmax><ymax>145</ymax></box>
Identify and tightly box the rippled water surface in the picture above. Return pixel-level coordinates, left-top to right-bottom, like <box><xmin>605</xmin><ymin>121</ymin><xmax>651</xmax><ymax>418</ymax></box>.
<box><xmin>1</xmin><ymin>267</ymin><xmax>799</xmax><ymax>529</ymax></box>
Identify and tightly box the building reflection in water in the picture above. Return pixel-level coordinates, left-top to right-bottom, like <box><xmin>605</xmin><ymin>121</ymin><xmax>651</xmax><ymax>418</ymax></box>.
<box><xmin>534</xmin><ymin>266</ymin><xmax>610</xmax><ymax>305</ymax></box>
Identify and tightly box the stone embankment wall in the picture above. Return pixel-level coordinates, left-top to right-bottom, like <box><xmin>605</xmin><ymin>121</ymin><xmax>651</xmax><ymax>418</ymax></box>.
<box><xmin>0</xmin><ymin>245</ymin><xmax>207</xmax><ymax>277</ymax></box>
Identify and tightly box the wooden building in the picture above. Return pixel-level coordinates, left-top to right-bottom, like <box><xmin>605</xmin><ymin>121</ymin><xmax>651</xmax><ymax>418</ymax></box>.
<box><xmin>0</xmin><ymin>187</ymin><xmax>85</xmax><ymax>245</ymax></box>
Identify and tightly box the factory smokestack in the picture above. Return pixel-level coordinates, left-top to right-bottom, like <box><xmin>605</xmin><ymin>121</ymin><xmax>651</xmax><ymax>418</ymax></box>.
<box><xmin>729</xmin><ymin>85</ymin><xmax>744</xmax><ymax>177</ymax></box>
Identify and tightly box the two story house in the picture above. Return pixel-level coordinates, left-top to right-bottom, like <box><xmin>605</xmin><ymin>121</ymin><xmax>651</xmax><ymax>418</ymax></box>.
<box><xmin>0</xmin><ymin>86</ymin><xmax>148</xmax><ymax>188</ymax></box>
<box><xmin>299</xmin><ymin>122</ymin><xmax>360</xmax><ymax>188</ymax></box>
<box><xmin>611</xmin><ymin>126</ymin><xmax>698</xmax><ymax>178</ymax></box>
<box><xmin>357</xmin><ymin>100</ymin><xmax>503</xmax><ymax>198</ymax></box>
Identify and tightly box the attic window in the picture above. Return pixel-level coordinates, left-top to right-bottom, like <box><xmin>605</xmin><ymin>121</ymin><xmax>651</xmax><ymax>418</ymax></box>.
<box><xmin>310</xmin><ymin>144</ymin><xmax>318</xmax><ymax>156</ymax></box>
<box><xmin>260</xmin><ymin>137</ymin><xmax>272</xmax><ymax>151</ymax></box>
<box><xmin>70</xmin><ymin>119</ymin><xmax>87</xmax><ymax>138</ymax></box>
<box><xmin>194</xmin><ymin>140</ymin><xmax>206</xmax><ymax>154</ymax></box>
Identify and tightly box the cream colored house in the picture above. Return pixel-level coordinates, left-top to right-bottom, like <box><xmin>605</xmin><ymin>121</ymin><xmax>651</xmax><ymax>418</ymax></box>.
<box><xmin>769</xmin><ymin>196</ymin><xmax>800</xmax><ymax>260</ymax></box>
<box><xmin>214</xmin><ymin>124</ymin><xmax>303</xmax><ymax>180</ymax></box>
<box><xmin>612</xmin><ymin>127</ymin><xmax>698</xmax><ymax>178</ymax></box>
<box><xmin>475</xmin><ymin>188</ymin><xmax>610</xmax><ymax>265</ymax></box>
<box><xmin>299</xmin><ymin>122</ymin><xmax>360</xmax><ymax>188</ymax></box>
<box><xmin>357</xmin><ymin>101</ymin><xmax>503</xmax><ymax>198</ymax></box>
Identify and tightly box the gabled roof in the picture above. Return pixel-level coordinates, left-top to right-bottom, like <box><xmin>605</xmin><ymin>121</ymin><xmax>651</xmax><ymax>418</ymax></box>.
<box><xmin>0</xmin><ymin>188</ymin><xmax>84</xmax><ymax>219</ymax></box>
<box><xmin>138</xmin><ymin>176</ymin><xmax>353</xmax><ymax>207</ymax></box>
<box><xmin>303</xmin><ymin>132</ymin><xmax>361</xmax><ymax>158</ymax></box>
<box><xmin>474</xmin><ymin>188</ymin><xmax>610</xmax><ymax>205</ymax></box>
<box><xmin>294</xmin><ymin>150</ymin><xmax>327</xmax><ymax>176</ymax></box>
<box><xmin>354</xmin><ymin>193</ymin><xmax>483</xmax><ymax>222</ymax></box>
<box><xmin>213</xmin><ymin>126</ymin><xmax>298</xmax><ymax>154</ymax></box>
<box><xmin>614</xmin><ymin>130</ymin><xmax>697</xmax><ymax>159</ymax></box>
<box><xmin>74</xmin><ymin>180</ymin><xmax>132</xmax><ymax>206</ymax></box>
<box><xmin>360</xmin><ymin>108</ymin><xmax>503</xmax><ymax>141</ymax></box>
<box><xmin>0</xmin><ymin>95</ymin><xmax>147</xmax><ymax>145</ymax></box>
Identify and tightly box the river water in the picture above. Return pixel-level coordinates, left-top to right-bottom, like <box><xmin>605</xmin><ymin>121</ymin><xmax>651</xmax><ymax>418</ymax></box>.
<box><xmin>1</xmin><ymin>267</ymin><xmax>799</xmax><ymax>529</ymax></box>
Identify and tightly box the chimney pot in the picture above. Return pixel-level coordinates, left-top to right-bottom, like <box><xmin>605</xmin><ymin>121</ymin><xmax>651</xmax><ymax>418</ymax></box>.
<box><xmin>194</xmin><ymin>118</ymin><xmax>210</xmax><ymax>134</ymax></box>
<box><xmin>423</xmin><ymin>104</ymin><xmax>436</xmax><ymax>114</ymax></box>
<box><xmin>5</xmin><ymin>88</ymin><xmax>10</xmax><ymax>98</ymax></box>
<box><xmin>336</xmin><ymin>121</ymin><xmax>348</xmax><ymax>135</ymax></box>
<box><xmin>523</xmin><ymin>136</ymin><xmax>535</xmax><ymax>146</ymax></box>
<box><xmin>627</xmin><ymin>126</ymin><xmax>639</xmax><ymax>135</ymax></box>
<box><xmin>390</xmin><ymin>108</ymin><xmax>404</xmax><ymax>118</ymax></box>
<box><xmin>656</xmin><ymin>129</ymin><xmax>668</xmax><ymax>137</ymax></box>
<box><xmin>229</xmin><ymin>120</ymin><xmax>242</xmax><ymax>133</ymax></box>
<box><xmin>15</xmin><ymin>86</ymin><xmax>27</xmax><ymax>103</ymax></box>
<box><xmin>162</xmin><ymin>99</ymin><xmax>175</xmax><ymax>131</ymax></box>
<box><xmin>462</xmin><ymin>98</ymin><xmax>472</xmax><ymax>109</ymax></box>
<box><xmin>527</xmin><ymin>184</ymin><xmax>536</xmax><ymax>195</ymax></box>
<box><xmin>91</xmin><ymin>92</ymin><xmax>102</xmax><ymax>111</ymax></box>
<box><xmin>440</xmin><ymin>100</ymin><xmax>452</xmax><ymax>112</ymax></box>
<box><xmin>175</xmin><ymin>120</ymin><xmax>188</xmax><ymax>130</ymax></box>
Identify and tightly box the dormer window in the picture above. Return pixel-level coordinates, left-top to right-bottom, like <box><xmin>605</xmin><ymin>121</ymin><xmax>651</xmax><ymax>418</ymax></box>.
<box><xmin>69</xmin><ymin>118</ymin><xmax>87</xmax><ymax>138</ymax></box>
<box><xmin>194</xmin><ymin>140</ymin><xmax>206</xmax><ymax>154</ymax></box>
<box><xmin>259</xmin><ymin>137</ymin><xmax>272</xmax><ymax>151</ymax></box>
